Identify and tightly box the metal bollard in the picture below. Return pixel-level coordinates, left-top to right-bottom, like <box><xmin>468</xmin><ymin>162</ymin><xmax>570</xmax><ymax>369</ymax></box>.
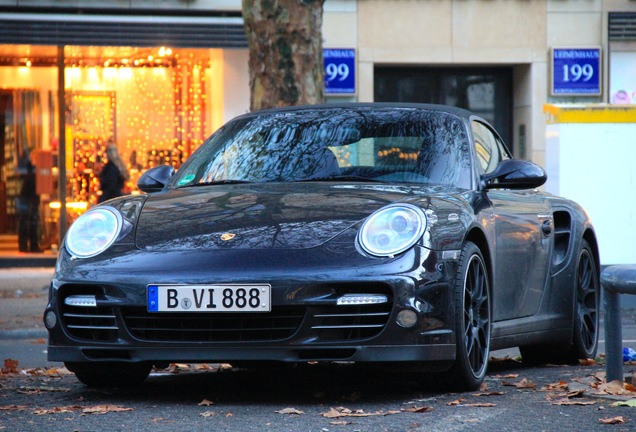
<box><xmin>601</xmin><ymin>265</ymin><xmax>636</xmax><ymax>383</ymax></box>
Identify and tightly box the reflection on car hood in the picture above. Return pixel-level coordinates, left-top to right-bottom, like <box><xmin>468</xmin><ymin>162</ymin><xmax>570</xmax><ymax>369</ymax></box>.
<box><xmin>135</xmin><ymin>182</ymin><xmax>444</xmax><ymax>250</ymax></box>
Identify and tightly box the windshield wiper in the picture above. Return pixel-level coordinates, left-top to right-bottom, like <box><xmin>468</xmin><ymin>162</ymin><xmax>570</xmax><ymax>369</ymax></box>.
<box><xmin>180</xmin><ymin>179</ymin><xmax>252</xmax><ymax>187</ymax></box>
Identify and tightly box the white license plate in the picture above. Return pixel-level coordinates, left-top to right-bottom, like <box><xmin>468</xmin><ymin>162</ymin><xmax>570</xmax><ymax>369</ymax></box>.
<box><xmin>147</xmin><ymin>284</ymin><xmax>271</xmax><ymax>313</ymax></box>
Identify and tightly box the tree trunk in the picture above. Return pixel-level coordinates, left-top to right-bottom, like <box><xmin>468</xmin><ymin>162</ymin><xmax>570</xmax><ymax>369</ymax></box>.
<box><xmin>243</xmin><ymin>0</ymin><xmax>325</xmax><ymax>111</ymax></box>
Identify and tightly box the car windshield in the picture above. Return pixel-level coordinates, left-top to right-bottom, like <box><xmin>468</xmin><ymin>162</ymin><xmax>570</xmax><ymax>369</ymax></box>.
<box><xmin>170</xmin><ymin>107</ymin><xmax>472</xmax><ymax>189</ymax></box>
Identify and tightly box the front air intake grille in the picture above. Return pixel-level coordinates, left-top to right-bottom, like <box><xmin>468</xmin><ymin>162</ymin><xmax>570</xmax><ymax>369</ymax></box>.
<box><xmin>309</xmin><ymin>303</ymin><xmax>392</xmax><ymax>341</ymax></box>
<box><xmin>60</xmin><ymin>304</ymin><xmax>119</xmax><ymax>342</ymax></box>
<box><xmin>122</xmin><ymin>306</ymin><xmax>306</xmax><ymax>342</ymax></box>
<box><xmin>59</xmin><ymin>286</ymin><xmax>119</xmax><ymax>342</ymax></box>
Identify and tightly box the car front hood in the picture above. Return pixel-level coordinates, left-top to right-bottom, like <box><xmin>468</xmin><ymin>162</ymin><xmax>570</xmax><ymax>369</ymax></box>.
<box><xmin>135</xmin><ymin>182</ymin><xmax>441</xmax><ymax>250</ymax></box>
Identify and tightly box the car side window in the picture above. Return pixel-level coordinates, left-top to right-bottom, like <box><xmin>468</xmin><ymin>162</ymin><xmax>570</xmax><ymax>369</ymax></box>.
<box><xmin>471</xmin><ymin>121</ymin><xmax>506</xmax><ymax>174</ymax></box>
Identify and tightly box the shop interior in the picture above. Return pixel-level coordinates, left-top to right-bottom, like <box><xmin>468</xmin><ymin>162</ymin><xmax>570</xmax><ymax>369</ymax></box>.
<box><xmin>0</xmin><ymin>44</ymin><xmax>224</xmax><ymax>252</ymax></box>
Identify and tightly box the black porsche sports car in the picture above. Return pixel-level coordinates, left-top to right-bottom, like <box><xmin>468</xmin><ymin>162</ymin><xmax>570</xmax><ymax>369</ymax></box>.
<box><xmin>44</xmin><ymin>103</ymin><xmax>600</xmax><ymax>390</ymax></box>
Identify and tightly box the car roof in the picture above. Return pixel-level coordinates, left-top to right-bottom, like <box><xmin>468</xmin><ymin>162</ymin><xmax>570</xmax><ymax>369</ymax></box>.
<box><xmin>232</xmin><ymin>102</ymin><xmax>476</xmax><ymax>122</ymax></box>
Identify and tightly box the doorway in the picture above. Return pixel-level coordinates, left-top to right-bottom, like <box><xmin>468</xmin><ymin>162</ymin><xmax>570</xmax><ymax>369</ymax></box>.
<box><xmin>374</xmin><ymin>66</ymin><xmax>514</xmax><ymax>154</ymax></box>
<box><xmin>0</xmin><ymin>91</ymin><xmax>15</xmax><ymax>233</ymax></box>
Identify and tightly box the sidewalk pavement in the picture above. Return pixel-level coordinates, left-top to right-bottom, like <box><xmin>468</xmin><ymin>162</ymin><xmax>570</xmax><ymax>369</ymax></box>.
<box><xmin>0</xmin><ymin>251</ymin><xmax>55</xmax><ymax>340</ymax></box>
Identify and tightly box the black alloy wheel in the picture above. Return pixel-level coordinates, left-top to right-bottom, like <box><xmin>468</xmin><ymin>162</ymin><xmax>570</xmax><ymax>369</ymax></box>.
<box><xmin>446</xmin><ymin>241</ymin><xmax>491</xmax><ymax>390</ymax></box>
<box><xmin>571</xmin><ymin>239</ymin><xmax>600</xmax><ymax>360</ymax></box>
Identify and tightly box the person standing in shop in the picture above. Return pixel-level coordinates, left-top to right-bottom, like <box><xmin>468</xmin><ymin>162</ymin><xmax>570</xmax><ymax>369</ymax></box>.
<box><xmin>98</xmin><ymin>143</ymin><xmax>130</xmax><ymax>203</ymax></box>
<box><xmin>17</xmin><ymin>153</ymin><xmax>41</xmax><ymax>253</ymax></box>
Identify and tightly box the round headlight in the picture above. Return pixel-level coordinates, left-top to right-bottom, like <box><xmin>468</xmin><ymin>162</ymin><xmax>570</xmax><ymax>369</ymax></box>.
<box><xmin>358</xmin><ymin>204</ymin><xmax>426</xmax><ymax>257</ymax></box>
<box><xmin>65</xmin><ymin>207</ymin><xmax>122</xmax><ymax>258</ymax></box>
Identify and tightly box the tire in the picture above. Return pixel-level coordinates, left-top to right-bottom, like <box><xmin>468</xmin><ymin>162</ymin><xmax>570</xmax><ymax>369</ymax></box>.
<box><xmin>445</xmin><ymin>241</ymin><xmax>491</xmax><ymax>391</ymax></box>
<box><xmin>521</xmin><ymin>239</ymin><xmax>600</xmax><ymax>365</ymax></box>
<box><xmin>65</xmin><ymin>361</ymin><xmax>152</xmax><ymax>387</ymax></box>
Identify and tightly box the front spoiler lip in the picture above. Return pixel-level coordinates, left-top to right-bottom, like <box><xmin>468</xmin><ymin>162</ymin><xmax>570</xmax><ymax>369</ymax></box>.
<box><xmin>48</xmin><ymin>343</ymin><xmax>456</xmax><ymax>364</ymax></box>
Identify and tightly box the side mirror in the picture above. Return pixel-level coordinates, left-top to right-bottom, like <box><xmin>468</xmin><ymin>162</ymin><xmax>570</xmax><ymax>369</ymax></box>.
<box><xmin>137</xmin><ymin>165</ymin><xmax>175</xmax><ymax>193</ymax></box>
<box><xmin>482</xmin><ymin>159</ymin><xmax>547</xmax><ymax>190</ymax></box>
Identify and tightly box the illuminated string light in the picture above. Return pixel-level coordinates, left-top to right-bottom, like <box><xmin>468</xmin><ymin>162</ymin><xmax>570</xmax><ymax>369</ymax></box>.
<box><xmin>64</xmin><ymin>47</ymin><xmax>208</xmax><ymax>206</ymax></box>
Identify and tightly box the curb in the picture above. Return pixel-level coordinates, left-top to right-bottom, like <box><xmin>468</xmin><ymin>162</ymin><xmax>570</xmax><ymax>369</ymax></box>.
<box><xmin>0</xmin><ymin>328</ymin><xmax>48</xmax><ymax>340</ymax></box>
<box><xmin>0</xmin><ymin>257</ymin><xmax>56</xmax><ymax>268</ymax></box>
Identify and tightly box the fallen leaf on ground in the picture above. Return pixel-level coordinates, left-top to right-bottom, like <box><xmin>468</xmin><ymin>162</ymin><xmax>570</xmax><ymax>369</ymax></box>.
<box><xmin>515</xmin><ymin>378</ymin><xmax>537</xmax><ymax>389</ymax></box>
<box><xmin>82</xmin><ymin>404</ymin><xmax>134</xmax><ymax>415</ymax></box>
<box><xmin>546</xmin><ymin>389</ymin><xmax>587</xmax><ymax>401</ymax></box>
<box><xmin>17</xmin><ymin>386</ymin><xmax>70</xmax><ymax>394</ymax></box>
<box><xmin>0</xmin><ymin>405</ymin><xmax>28</xmax><ymax>411</ymax></box>
<box><xmin>591</xmin><ymin>371</ymin><xmax>606</xmax><ymax>382</ymax></box>
<box><xmin>275</xmin><ymin>408</ymin><xmax>305</xmax><ymax>415</ymax></box>
<box><xmin>195</xmin><ymin>364</ymin><xmax>214</xmax><ymax>370</ymax></box>
<box><xmin>330</xmin><ymin>420</ymin><xmax>351</xmax><ymax>425</ymax></box>
<box><xmin>541</xmin><ymin>381</ymin><xmax>569</xmax><ymax>392</ymax></box>
<box><xmin>200</xmin><ymin>411</ymin><xmax>216</xmax><ymax>417</ymax></box>
<box><xmin>495</xmin><ymin>373</ymin><xmax>518</xmax><ymax>379</ymax></box>
<box><xmin>502</xmin><ymin>378</ymin><xmax>536</xmax><ymax>389</ymax></box>
<box><xmin>18</xmin><ymin>367</ymin><xmax>72</xmax><ymax>377</ymax></box>
<box><xmin>578</xmin><ymin>358</ymin><xmax>597</xmax><ymax>366</ymax></box>
<box><xmin>471</xmin><ymin>391</ymin><xmax>505</xmax><ymax>397</ymax></box>
<box><xmin>198</xmin><ymin>399</ymin><xmax>214</xmax><ymax>406</ymax></box>
<box><xmin>565</xmin><ymin>389</ymin><xmax>586</xmax><ymax>398</ymax></box>
<box><xmin>599</xmin><ymin>416</ymin><xmax>627</xmax><ymax>424</ymax></box>
<box><xmin>34</xmin><ymin>406</ymin><xmax>83</xmax><ymax>415</ymax></box>
<box><xmin>594</xmin><ymin>380</ymin><xmax>634</xmax><ymax>396</ymax></box>
<box><xmin>489</xmin><ymin>356</ymin><xmax>521</xmax><ymax>364</ymax></box>
<box><xmin>1</xmin><ymin>359</ymin><xmax>19</xmax><ymax>374</ymax></box>
<box><xmin>550</xmin><ymin>399</ymin><xmax>596</xmax><ymax>406</ymax></box>
<box><xmin>447</xmin><ymin>398</ymin><xmax>494</xmax><ymax>408</ymax></box>
<box><xmin>610</xmin><ymin>399</ymin><xmax>636</xmax><ymax>408</ymax></box>
<box><xmin>402</xmin><ymin>406</ymin><xmax>432</xmax><ymax>413</ymax></box>
<box><xmin>167</xmin><ymin>363</ymin><xmax>191</xmax><ymax>373</ymax></box>
<box><xmin>322</xmin><ymin>407</ymin><xmax>400</xmax><ymax>418</ymax></box>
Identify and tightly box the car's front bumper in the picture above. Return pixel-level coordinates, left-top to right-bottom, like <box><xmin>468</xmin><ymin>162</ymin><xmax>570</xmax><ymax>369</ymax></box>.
<box><xmin>46</xmin><ymin>245</ymin><xmax>459</xmax><ymax>367</ymax></box>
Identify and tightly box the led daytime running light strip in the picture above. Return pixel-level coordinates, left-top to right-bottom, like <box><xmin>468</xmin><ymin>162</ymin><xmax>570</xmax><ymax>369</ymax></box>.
<box><xmin>336</xmin><ymin>294</ymin><xmax>388</xmax><ymax>306</ymax></box>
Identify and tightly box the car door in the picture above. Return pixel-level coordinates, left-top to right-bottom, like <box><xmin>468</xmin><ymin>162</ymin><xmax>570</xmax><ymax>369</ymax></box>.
<box><xmin>472</xmin><ymin>121</ymin><xmax>552</xmax><ymax>321</ymax></box>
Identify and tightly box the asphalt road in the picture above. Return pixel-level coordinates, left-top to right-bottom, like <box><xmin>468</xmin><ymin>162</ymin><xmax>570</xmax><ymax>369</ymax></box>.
<box><xmin>2</xmin><ymin>356</ymin><xmax>636</xmax><ymax>431</ymax></box>
<box><xmin>2</xmin><ymin>267</ymin><xmax>636</xmax><ymax>431</ymax></box>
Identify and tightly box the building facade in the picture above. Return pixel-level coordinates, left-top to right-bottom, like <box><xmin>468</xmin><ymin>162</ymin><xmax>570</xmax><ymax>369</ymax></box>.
<box><xmin>0</xmin><ymin>0</ymin><xmax>634</xmax><ymax>253</ymax></box>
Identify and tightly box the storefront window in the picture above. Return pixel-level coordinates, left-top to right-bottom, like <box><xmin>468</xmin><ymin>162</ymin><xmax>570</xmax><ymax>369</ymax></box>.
<box><xmin>64</xmin><ymin>46</ymin><xmax>213</xmax><ymax>205</ymax></box>
<box><xmin>0</xmin><ymin>44</ymin><xmax>223</xmax><ymax>248</ymax></box>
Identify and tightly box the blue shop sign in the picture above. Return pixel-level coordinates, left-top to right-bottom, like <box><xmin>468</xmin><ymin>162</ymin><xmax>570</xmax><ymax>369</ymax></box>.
<box><xmin>551</xmin><ymin>48</ymin><xmax>601</xmax><ymax>96</ymax></box>
<box><xmin>324</xmin><ymin>49</ymin><xmax>356</xmax><ymax>95</ymax></box>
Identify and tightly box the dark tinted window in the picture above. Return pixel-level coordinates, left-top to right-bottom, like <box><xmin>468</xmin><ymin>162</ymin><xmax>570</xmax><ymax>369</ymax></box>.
<box><xmin>471</xmin><ymin>121</ymin><xmax>510</xmax><ymax>174</ymax></box>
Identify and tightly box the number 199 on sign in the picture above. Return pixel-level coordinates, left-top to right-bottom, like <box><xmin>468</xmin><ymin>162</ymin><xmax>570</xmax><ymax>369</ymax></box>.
<box><xmin>562</xmin><ymin>63</ymin><xmax>594</xmax><ymax>83</ymax></box>
<box><xmin>326</xmin><ymin>62</ymin><xmax>349</xmax><ymax>82</ymax></box>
